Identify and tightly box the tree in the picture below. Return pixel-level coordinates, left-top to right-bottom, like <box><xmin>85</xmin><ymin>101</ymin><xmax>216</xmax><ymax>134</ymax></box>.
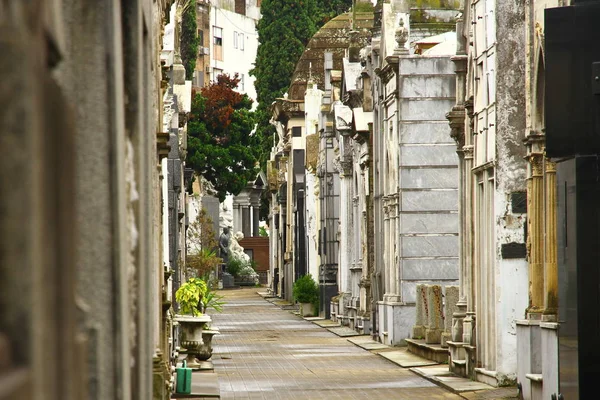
<box><xmin>180</xmin><ymin>2</ymin><xmax>198</xmax><ymax>80</ymax></box>
<box><xmin>250</xmin><ymin>0</ymin><xmax>318</xmax><ymax>166</ymax></box>
<box><xmin>187</xmin><ymin>74</ymin><xmax>259</xmax><ymax>202</ymax></box>
<box><xmin>315</xmin><ymin>0</ymin><xmax>353</xmax><ymax>25</ymax></box>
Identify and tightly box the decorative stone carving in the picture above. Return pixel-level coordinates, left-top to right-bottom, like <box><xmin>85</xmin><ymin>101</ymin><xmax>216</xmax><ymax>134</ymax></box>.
<box><xmin>441</xmin><ymin>286</ymin><xmax>459</xmax><ymax>347</ymax></box>
<box><xmin>425</xmin><ymin>285</ymin><xmax>444</xmax><ymax>344</ymax></box>
<box><xmin>394</xmin><ymin>16</ymin><xmax>409</xmax><ymax>55</ymax></box>
<box><xmin>412</xmin><ymin>284</ymin><xmax>428</xmax><ymax>339</ymax></box>
<box><xmin>447</xmin><ymin>105</ymin><xmax>466</xmax><ymax>149</ymax></box>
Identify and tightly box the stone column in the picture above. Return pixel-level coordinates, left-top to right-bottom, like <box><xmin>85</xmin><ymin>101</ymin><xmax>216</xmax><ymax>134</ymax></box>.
<box><xmin>447</xmin><ymin>24</ymin><xmax>468</xmax><ymax>342</ymax></box>
<box><xmin>543</xmin><ymin>159</ymin><xmax>558</xmax><ymax>320</ymax></box>
<box><xmin>383</xmin><ymin>199</ymin><xmax>391</xmax><ymax>295</ymax></box>
<box><xmin>527</xmin><ymin>151</ymin><xmax>545</xmax><ymax>317</ymax></box>
<box><xmin>462</xmin><ymin>145</ymin><xmax>475</xmax><ymax>345</ymax></box>
<box><xmin>233</xmin><ymin>201</ymin><xmax>241</xmax><ymax>231</ymax></box>
<box><xmin>390</xmin><ymin>193</ymin><xmax>400</xmax><ymax>296</ymax></box>
<box><xmin>242</xmin><ymin>205</ymin><xmax>251</xmax><ymax>238</ymax></box>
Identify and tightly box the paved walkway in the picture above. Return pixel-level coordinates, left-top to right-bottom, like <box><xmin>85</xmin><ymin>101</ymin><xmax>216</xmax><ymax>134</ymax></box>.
<box><xmin>209</xmin><ymin>288</ymin><xmax>461</xmax><ymax>400</ymax></box>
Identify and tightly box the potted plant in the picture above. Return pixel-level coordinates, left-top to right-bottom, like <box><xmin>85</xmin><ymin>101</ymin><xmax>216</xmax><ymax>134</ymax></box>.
<box><xmin>196</xmin><ymin>284</ymin><xmax>224</xmax><ymax>361</ymax></box>
<box><xmin>293</xmin><ymin>274</ymin><xmax>319</xmax><ymax>317</ymax></box>
<box><xmin>174</xmin><ymin>278</ymin><xmax>211</xmax><ymax>368</ymax></box>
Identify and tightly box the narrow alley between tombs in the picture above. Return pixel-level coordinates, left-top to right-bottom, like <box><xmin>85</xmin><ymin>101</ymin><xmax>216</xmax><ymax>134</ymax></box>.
<box><xmin>207</xmin><ymin>288</ymin><xmax>460</xmax><ymax>400</ymax></box>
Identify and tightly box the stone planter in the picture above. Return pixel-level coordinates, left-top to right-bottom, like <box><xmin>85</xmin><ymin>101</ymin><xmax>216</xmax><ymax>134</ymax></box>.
<box><xmin>197</xmin><ymin>329</ymin><xmax>219</xmax><ymax>361</ymax></box>
<box><xmin>299</xmin><ymin>302</ymin><xmax>315</xmax><ymax>317</ymax></box>
<box><xmin>174</xmin><ymin>315</ymin><xmax>211</xmax><ymax>368</ymax></box>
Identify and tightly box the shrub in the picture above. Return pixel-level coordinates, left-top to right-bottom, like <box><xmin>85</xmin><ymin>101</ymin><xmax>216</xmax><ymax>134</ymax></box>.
<box><xmin>226</xmin><ymin>257</ymin><xmax>245</xmax><ymax>277</ymax></box>
<box><xmin>293</xmin><ymin>274</ymin><xmax>319</xmax><ymax>304</ymax></box>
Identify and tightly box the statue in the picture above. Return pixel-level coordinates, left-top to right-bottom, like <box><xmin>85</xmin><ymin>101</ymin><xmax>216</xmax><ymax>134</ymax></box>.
<box><xmin>219</xmin><ymin>227</ymin><xmax>231</xmax><ymax>264</ymax></box>
<box><xmin>229</xmin><ymin>231</ymin><xmax>250</xmax><ymax>264</ymax></box>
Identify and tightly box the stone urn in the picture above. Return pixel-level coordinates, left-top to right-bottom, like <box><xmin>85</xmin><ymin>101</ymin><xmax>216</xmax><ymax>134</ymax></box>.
<box><xmin>197</xmin><ymin>329</ymin><xmax>219</xmax><ymax>361</ymax></box>
<box><xmin>174</xmin><ymin>315</ymin><xmax>211</xmax><ymax>368</ymax></box>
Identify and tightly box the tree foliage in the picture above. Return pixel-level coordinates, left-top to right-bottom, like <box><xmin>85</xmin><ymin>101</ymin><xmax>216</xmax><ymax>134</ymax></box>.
<box><xmin>187</xmin><ymin>74</ymin><xmax>259</xmax><ymax>202</ymax></box>
<box><xmin>251</xmin><ymin>0</ymin><xmax>354</xmax><ymax>218</ymax></box>
<box><xmin>315</xmin><ymin>0</ymin><xmax>354</xmax><ymax>25</ymax></box>
<box><xmin>250</xmin><ymin>0</ymin><xmax>318</xmax><ymax>167</ymax></box>
<box><xmin>180</xmin><ymin>3</ymin><xmax>198</xmax><ymax>80</ymax></box>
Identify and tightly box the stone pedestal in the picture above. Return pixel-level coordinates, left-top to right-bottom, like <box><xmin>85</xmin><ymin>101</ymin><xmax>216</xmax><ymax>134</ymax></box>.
<box><xmin>222</xmin><ymin>272</ymin><xmax>234</xmax><ymax>288</ymax></box>
<box><xmin>441</xmin><ymin>286</ymin><xmax>459</xmax><ymax>347</ymax></box>
<box><xmin>412</xmin><ymin>284</ymin><xmax>428</xmax><ymax>339</ymax></box>
<box><xmin>516</xmin><ymin>319</ymin><xmax>541</xmax><ymax>400</ymax></box>
<box><xmin>425</xmin><ymin>285</ymin><xmax>443</xmax><ymax>344</ymax></box>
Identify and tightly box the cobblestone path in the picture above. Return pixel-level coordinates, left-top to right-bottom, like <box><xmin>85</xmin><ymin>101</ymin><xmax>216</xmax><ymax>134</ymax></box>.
<box><xmin>209</xmin><ymin>288</ymin><xmax>461</xmax><ymax>400</ymax></box>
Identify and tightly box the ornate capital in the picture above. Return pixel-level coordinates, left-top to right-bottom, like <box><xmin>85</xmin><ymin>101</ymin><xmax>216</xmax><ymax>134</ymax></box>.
<box><xmin>462</xmin><ymin>145</ymin><xmax>474</xmax><ymax>159</ymax></box>
<box><xmin>529</xmin><ymin>153</ymin><xmax>544</xmax><ymax>177</ymax></box>
<box><xmin>340</xmin><ymin>160</ymin><xmax>353</xmax><ymax>176</ymax></box>
<box><xmin>545</xmin><ymin>159</ymin><xmax>557</xmax><ymax>174</ymax></box>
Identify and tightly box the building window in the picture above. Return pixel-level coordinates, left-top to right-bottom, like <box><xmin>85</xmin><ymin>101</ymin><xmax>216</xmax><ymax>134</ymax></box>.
<box><xmin>239</xmin><ymin>33</ymin><xmax>244</xmax><ymax>51</ymax></box>
<box><xmin>213</xmin><ymin>26</ymin><xmax>223</xmax><ymax>61</ymax></box>
<box><xmin>233</xmin><ymin>31</ymin><xmax>238</xmax><ymax>49</ymax></box>
<box><xmin>240</xmin><ymin>73</ymin><xmax>244</xmax><ymax>91</ymax></box>
<box><xmin>213</xmin><ymin>26</ymin><xmax>222</xmax><ymax>45</ymax></box>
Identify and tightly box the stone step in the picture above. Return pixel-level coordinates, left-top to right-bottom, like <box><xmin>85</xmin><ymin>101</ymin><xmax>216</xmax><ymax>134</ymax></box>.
<box><xmin>405</xmin><ymin>338</ymin><xmax>449</xmax><ymax>364</ymax></box>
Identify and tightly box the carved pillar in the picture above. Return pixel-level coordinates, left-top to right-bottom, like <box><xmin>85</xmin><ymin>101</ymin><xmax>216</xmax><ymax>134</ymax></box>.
<box><xmin>527</xmin><ymin>151</ymin><xmax>545</xmax><ymax>317</ymax></box>
<box><xmin>232</xmin><ymin>202</ymin><xmax>241</xmax><ymax>231</ymax></box>
<box><xmin>543</xmin><ymin>159</ymin><xmax>558</xmax><ymax>319</ymax></box>
<box><xmin>252</xmin><ymin>206</ymin><xmax>259</xmax><ymax>237</ymax></box>
<box><xmin>462</xmin><ymin>145</ymin><xmax>475</xmax><ymax>345</ymax></box>
<box><xmin>447</xmin><ymin>13</ymin><xmax>468</xmax><ymax>342</ymax></box>
<box><xmin>383</xmin><ymin>199</ymin><xmax>391</xmax><ymax>296</ymax></box>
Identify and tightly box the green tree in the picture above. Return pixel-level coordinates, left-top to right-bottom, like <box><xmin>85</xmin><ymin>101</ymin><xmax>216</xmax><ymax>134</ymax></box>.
<box><xmin>187</xmin><ymin>74</ymin><xmax>259</xmax><ymax>202</ymax></box>
<box><xmin>315</xmin><ymin>0</ymin><xmax>353</xmax><ymax>25</ymax></box>
<box><xmin>180</xmin><ymin>2</ymin><xmax>198</xmax><ymax>80</ymax></box>
<box><xmin>250</xmin><ymin>0</ymin><xmax>318</xmax><ymax>166</ymax></box>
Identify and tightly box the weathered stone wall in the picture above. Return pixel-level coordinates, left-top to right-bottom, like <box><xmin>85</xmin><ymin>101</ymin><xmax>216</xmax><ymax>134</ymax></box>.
<box><xmin>0</xmin><ymin>1</ymin><xmax>172</xmax><ymax>399</ymax></box>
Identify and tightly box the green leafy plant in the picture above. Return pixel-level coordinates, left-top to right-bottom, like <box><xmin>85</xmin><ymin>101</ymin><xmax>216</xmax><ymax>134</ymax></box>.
<box><xmin>293</xmin><ymin>274</ymin><xmax>319</xmax><ymax>304</ymax></box>
<box><xmin>175</xmin><ymin>278</ymin><xmax>208</xmax><ymax>316</ymax></box>
<box><xmin>258</xmin><ymin>226</ymin><xmax>269</xmax><ymax>237</ymax></box>
<box><xmin>226</xmin><ymin>257</ymin><xmax>245</xmax><ymax>278</ymax></box>
<box><xmin>200</xmin><ymin>287</ymin><xmax>225</xmax><ymax>314</ymax></box>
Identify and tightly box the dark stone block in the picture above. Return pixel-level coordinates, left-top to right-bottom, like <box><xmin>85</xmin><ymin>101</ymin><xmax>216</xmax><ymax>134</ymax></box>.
<box><xmin>501</xmin><ymin>242</ymin><xmax>527</xmax><ymax>259</ymax></box>
<box><xmin>222</xmin><ymin>273</ymin><xmax>234</xmax><ymax>288</ymax></box>
<box><xmin>511</xmin><ymin>192</ymin><xmax>527</xmax><ymax>214</ymax></box>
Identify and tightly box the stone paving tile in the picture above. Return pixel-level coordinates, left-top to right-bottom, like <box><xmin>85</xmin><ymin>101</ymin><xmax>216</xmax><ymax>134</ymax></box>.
<box><xmin>209</xmin><ymin>288</ymin><xmax>461</xmax><ymax>400</ymax></box>
<box><xmin>346</xmin><ymin>337</ymin><xmax>390</xmax><ymax>351</ymax></box>
<box><xmin>326</xmin><ymin>326</ymin><xmax>363</xmax><ymax>337</ymax></box>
